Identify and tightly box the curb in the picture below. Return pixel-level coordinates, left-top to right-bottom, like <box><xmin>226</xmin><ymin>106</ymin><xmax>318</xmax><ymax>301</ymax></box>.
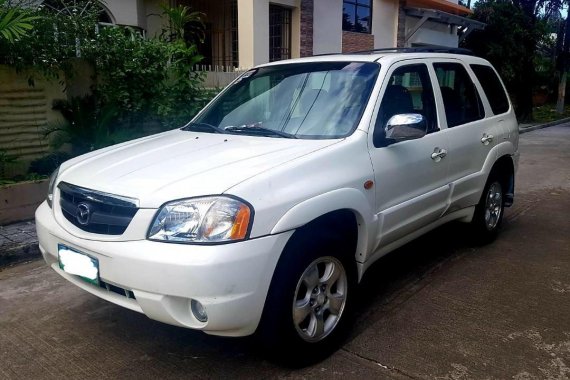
<box><xmin>0</xmin><ymin>220</ymin><xmax>41</xmax><ymax>269</ymax></box>
<box><xmin>519</xmin><ymin>117</ymin><xmax>570</xmax><ymax>134</ymax></box>
<box><xmin>0</xmin><ymin>242</ymin><xmax>40</xmax><ymax>269</ymax></box>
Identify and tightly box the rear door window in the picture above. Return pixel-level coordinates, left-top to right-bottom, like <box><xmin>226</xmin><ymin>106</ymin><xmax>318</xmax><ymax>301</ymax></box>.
<box><xmin>433</xmin><ymin>63</ymin><xmax>485</xmax><ymax>128</ymax></box>
<box><xmin>470</xmin><ymin>64</ymin><xmax>510</xmax><ymax>115</ymax></box>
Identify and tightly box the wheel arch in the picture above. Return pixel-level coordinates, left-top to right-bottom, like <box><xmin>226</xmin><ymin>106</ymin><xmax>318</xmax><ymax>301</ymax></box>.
<box><xmin>490</xmin><ymin>154</ymin><xmax>515</xmax><ymax>206</ymax></box>
<box><xmin>271</xmin><ymin>188</ymin><xmax>373</xmax><ymax>263</ymax></box>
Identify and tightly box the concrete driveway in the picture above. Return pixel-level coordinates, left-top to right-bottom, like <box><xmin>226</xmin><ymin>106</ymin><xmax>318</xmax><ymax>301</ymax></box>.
<box><xmin>1</xmin><ymin>126</ymin><xmax>569</xmax><ymax>379</ymax></box>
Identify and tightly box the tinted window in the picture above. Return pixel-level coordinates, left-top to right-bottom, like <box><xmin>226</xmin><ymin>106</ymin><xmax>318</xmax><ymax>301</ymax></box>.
<box><xmin>374</xmin><ymin>64</ymin><xmax>437</xmax><ymax>146</ymax></box>
<box><xmin>343</xmin><ymin>0</ymin><xmax>372</xmax><ymax>33</ymax></box>
<box><xmin>470</xmin><ymin>64</ymin><xmax>510</xmax><ymax>115</ymax></box>
<box><xmin>195</xmin><ymin>62</ymin><xmax>380</xmax><ymax>139</ymax></box>
<box><xmin>433</xmin><ymin>63</ymin><xmax>484</xmax><ymax>128</ymax></box>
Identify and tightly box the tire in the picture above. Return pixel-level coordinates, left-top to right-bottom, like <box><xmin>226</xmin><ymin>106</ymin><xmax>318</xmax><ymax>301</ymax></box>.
<box><xmin>257</xmin><ymin>227</ymin><xmax>356</xmax><ymax>367</ymax></box>
<box><xmin>471</xmin><ymin>172</ymin><xmax>505</xmax><ymax>243</ymax></box>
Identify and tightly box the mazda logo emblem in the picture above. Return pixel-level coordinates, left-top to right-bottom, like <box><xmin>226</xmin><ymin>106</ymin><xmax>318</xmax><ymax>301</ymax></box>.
<box><xmin>76</xmin><ymin>202</ymin><xmax>91</xmax><ymax>226</ymax></box>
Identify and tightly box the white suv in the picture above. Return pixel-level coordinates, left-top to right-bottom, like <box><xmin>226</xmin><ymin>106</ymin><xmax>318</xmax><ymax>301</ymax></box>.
<box><xmin>36</xmin><ymin>49</ymin><xmax>519</xmax><ymax>362</ymax></box>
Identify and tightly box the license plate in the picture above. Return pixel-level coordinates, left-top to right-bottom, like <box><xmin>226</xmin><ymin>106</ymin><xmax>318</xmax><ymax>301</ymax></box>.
<box><xmin>58</xmin><ymin>244</ymin><xmax>99</xmax><ymax>286</ymax></box>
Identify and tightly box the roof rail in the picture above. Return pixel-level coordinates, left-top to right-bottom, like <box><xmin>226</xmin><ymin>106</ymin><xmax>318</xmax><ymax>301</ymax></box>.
<box><xmin>351</xmin><ymin>47</ymin><xmax>475</xmax><ymax>55</ymax></box>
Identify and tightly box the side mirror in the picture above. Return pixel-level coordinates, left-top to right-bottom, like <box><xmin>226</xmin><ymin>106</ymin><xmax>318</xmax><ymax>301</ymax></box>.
<box><xmin>384</xmin><ymin>113</ymin><xmax>427</xmax><ymax>144</ymax></box>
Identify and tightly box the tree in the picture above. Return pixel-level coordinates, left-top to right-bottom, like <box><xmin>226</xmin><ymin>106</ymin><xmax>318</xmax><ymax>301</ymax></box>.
<box><xmin>555</xmin><ymin>15</ymin><xmax>570</xmax><ymax>113</ymax></box>
<box><xmin>463</xmin><ymin>0</ymin><xmax>563</xmax><ymax>122</ymax></box>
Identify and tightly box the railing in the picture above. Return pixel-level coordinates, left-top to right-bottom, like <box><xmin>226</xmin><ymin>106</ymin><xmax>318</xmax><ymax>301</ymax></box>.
<box><xmin>194</xmin><ymin>65</ymin><xmax>250</xmax><ymax>88</ymax></box>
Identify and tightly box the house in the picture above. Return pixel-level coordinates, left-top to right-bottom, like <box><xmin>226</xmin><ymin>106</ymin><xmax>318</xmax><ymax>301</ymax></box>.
<box><xmin>100</xmin><ymin>0</ymin><xmax>484</xmax><ymax>69</ymax></box>
<box><xmin>0</xmin><ymin>0</ymin><xmax>484</xmax><ymax>164</ymax></box>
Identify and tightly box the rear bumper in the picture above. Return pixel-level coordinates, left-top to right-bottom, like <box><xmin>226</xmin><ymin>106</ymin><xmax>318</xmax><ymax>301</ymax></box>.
<box><xmin>35</xmin><ymin>201</ymin><xmax>293</xmax><ymax>337</ymax></box>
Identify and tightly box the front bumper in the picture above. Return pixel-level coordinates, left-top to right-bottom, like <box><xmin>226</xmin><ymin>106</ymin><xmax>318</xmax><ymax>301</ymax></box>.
<box><xmin>35</xmin><ymin>201</ymin><xmax>293</xmax><ymax>337</ymax></box>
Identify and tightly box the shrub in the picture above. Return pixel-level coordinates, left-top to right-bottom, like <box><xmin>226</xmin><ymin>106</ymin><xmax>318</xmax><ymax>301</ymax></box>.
<box><xmin>28</xmin><ymin>151</ymin><xmax>72</xmax><ymax>175</ymax></box>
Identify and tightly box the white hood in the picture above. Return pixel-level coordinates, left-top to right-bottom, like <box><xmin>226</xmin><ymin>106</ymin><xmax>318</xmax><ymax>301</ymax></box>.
<box><xmin>57</xmin><ymin>129</ymin><xmax>340</xmax><ymax>208</ymax></box>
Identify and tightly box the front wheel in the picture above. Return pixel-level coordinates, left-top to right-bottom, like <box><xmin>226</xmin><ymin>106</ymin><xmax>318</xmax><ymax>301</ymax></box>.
<box><xmin>257</xmin><ymin>230</ymin><xmax>356</xmax><ymax>366</ymax></box>
<box><xmin>471</xmin><ymin>175</ymin><xmax>505</xmax><ymax>243</ymax></box>
<box><xmin>292</xmin><ymin>256</ymin><xmax>349</xmax><ymax>343</ymax></box>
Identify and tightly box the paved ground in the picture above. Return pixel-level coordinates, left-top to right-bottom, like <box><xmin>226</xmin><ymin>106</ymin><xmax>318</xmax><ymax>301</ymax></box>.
<box><xmin>0</xmin><ymin>125</ymin><xmax>569</xmax><ymax>379</ymax></box>
<box><xmin>0</xmin><ymin>221</ymin><xmax>39</xmax><ymax>268</ymax></box>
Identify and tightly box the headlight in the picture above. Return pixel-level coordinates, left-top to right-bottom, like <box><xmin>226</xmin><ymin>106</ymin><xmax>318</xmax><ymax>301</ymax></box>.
<box><xmin>148</xmin><ymin>196</ymin><xmax>253</xmax><ymax>243</ymax></box>
<box><xmin>46</xmin><ymin>166</ymin><xmax>60</xmax><ymax>208</ymax></box>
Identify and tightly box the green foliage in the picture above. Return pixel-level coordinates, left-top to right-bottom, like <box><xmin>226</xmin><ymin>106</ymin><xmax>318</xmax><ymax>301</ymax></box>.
<box><xmin>0</xmin><ymin>0</ymin><xmax>101</xmax><ymax>79</ymax></box>
<box><xmin>160</xmin><ymin>4</ymin><xmax>205</xmax><ymax>44</ymax></box>
<box><xmin>0</xmin><ymin>148</ymin><xmax>18</xmax><ymax>181</ymax></box>
<box><xmin>533</xmin><ymin>102</ymin><xmax>570</xmax><ymax>123</ymax></box>
<box><xmin>1</xmin><ymin>1</ymin><xmax>209</xmax><ymax>155</ymax></box>
<box><xmin>46</xmin><ymin>96</ymin><xmax>148</xmax><ymax>156</ymax></box>
<box><xmin>0</xmin><ymin>0</ymin><xmax>40</xmax><ymax>42</ymax></box>
<box><xmin>28</xmin><ymin>151</ymin><xmax>72</xmax><ymax>176</ymax></box>
<box><xmin>83</xmin><ymin>27</ymin><xmax>205</xmax><ymax>129</ymax></box>
<box><xmin>463</xmin><ymin>0</ymin><xmax>563</xmax><ymax>121</ymax></box>
<box><xmin>465</xmin><ymin>0</ymin><xmax>547</xmax><ymax>87</ymax></box>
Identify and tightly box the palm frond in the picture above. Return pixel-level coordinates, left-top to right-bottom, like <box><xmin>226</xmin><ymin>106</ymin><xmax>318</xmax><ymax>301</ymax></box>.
<box><xmin>0</xmin><ymin>6</ymin><xmax>40</xmax><ymax>42</ymax></box>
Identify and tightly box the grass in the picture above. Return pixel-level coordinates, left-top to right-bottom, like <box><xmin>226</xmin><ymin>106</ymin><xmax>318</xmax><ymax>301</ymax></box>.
<box><xmin>532</xmin><ymin>103</ymin><xmax>570</xmax><ymax>124</ymax></box>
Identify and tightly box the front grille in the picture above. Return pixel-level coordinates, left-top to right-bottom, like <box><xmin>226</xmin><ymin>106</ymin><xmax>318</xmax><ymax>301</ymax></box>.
<box><xmin>58</xmin><ymin>182</ymin><xmax>138</xmax><ymax>235</ymax></box>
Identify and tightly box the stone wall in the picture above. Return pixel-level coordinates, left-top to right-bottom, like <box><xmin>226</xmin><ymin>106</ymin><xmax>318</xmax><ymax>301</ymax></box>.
<box><xmin>300</xmin><ymin>0</ymin><xmax>314</xmax><ymax>57</ymax></box>
<box><xmin>342</xmin><ymin>31</ymin><xmax>374</xmax><ymax>53</ymax></box>
<box><xmin>397</xmin><ymin>0</ymin><xmax>406</xmax><ymax>47</ymax></box>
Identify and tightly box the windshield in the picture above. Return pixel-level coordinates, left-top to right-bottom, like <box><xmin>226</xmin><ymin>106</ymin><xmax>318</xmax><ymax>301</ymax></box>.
<box><xmin>190</xmin><ymin>61</ymin><xmax>380</xmax><ymax>139</ymax></box>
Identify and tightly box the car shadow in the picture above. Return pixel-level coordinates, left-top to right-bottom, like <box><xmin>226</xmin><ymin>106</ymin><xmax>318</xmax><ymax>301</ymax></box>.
<box><xmin>92</xmin><ymin>218</ymin><xmax>512</xmax><ymax>373</ymax></box>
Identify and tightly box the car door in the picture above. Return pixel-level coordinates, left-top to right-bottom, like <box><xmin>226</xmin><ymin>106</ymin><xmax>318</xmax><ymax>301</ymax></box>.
<box><xmin>431</xmin><ymin>60</ymin><xmax>500</xmax><ymax>212</ymax></box>
<box><xmin>368</xmin><ymin>61</ymin><xmax>451</xmax><ymax>250</ymax></box>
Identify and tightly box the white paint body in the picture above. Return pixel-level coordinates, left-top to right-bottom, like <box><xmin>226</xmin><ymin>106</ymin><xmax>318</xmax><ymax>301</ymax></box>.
<box><xmin>36</xmin><ymin>52</ymin><xmax>519</xmax><ymax>336</ymax></box>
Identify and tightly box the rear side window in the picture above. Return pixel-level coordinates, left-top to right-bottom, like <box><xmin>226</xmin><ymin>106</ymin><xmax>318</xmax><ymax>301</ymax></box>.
<box><xmin>433</xmin><ymin>63</ymin><xmax>484</xmax><ymax>128</ymax></box>
<box><xmin>470</xmin><ymin>64</ymin><xmax>510</xmax><ymax>115</ymax></box>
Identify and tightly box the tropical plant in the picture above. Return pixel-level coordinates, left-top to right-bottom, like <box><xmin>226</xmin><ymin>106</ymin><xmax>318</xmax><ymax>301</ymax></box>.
<box><xmin>46</xmin><ymin>96</ymin><xmax>123</xmax><ymax>155</ymax></box>
<box><xmin>0</xmin><ymin>0</ymin><xmax>40</xmax><ymax>42</ymax></box>
<box><xmin>161</xmin><ymin>3</ymin><xmax>205</xmax><ymax>44</ymax></box>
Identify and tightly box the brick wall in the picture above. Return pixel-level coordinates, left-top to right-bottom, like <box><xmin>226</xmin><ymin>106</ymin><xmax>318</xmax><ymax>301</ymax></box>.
<box><xmin>342</xmin><ymin>31</ymin><xmax>374</xmax><ymax>53</ymax></box>
<box><xmin>397</xmin><ymin>0</ymin><xmax>406</xmax><ymax>47</ymax></box>
<box><xmin>300</xmin><ymin>0</ymin><xmax>314</xmax><ymax>57</ymax></box>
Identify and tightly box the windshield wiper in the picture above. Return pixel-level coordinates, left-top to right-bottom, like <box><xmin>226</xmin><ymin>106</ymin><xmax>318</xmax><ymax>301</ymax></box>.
<box><xmin>181</xmin><ymin>122</ymin><xmax>226</xmax><ymax>134</ymax></box>
<box><xmin>224</xmin><ymin>125</ymin><xmax>297</xmax><ymax>139</ymax></box>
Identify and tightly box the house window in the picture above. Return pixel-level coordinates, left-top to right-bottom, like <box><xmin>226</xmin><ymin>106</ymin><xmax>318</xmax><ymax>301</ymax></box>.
<box><xmin>269</xmin><ymin>5</ymin><xmax>291</xmax><ymax>62</ymax></box>
<box><xmin>342</xmin><ymin>0</ymin><xmax>372</xmax><ymax>33</ymax></box>
<box><xmin>186</xmin><ymin>0</ymin><xmax>238</xmax><ymax>68</ymax></box>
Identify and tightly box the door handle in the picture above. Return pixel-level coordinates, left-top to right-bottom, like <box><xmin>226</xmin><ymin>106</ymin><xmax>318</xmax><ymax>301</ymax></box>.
<box><xmin>481</xmin><ymin>133</ymin><xmax>494</xmax><ymax>145</ymax></box>
<box><xmin>431</xmin><ymin>147</ymin><xmax>447</xmax><ymax>162</ymax></box>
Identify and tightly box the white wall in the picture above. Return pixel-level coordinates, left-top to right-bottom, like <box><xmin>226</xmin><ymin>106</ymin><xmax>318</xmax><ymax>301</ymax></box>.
<box><xmin>238</xmin><ymin>0</ymin><xmax>269</xmax><ymax>67</ymax></box>
<box><xmin>143</xmin><ymin>0</ymin><xmax>166</xmax><ymax>38</ymax></box>
<box><xmin>372</xmin><ymin>0</ymin><xmax>398</xmax><ymax>48</ymax></box>
<box><xmin>406</xmin><ymin>18</ymin><xmax>458</xmax><ymax>47</ymax></box>
<box><xmin>105</xmin><ymin>0</ymin><xmax>142</xmax><ymax>27</ymax></box>
<box><xmin>313</xmin><ymin>0</ymin><xmax>343</xmax><ymax>55</ymax></box>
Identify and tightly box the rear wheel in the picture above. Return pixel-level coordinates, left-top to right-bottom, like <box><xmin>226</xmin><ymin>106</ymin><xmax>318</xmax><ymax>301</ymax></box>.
<box><xmin>257</xmin><ymin>228</ymin><xmax>356</xmax><ymax>366</ymax></box>
<box><xmin>471</xmin><ymin>174</ymin><xmax>505</xmax><ymax>243</ymax></box>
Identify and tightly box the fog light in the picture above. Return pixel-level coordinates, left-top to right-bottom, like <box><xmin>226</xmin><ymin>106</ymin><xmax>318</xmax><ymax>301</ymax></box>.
<box><xmin>191</xmin><ymin>299</ymin><xmax>208</xmax><ymax>322</ymax></box>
